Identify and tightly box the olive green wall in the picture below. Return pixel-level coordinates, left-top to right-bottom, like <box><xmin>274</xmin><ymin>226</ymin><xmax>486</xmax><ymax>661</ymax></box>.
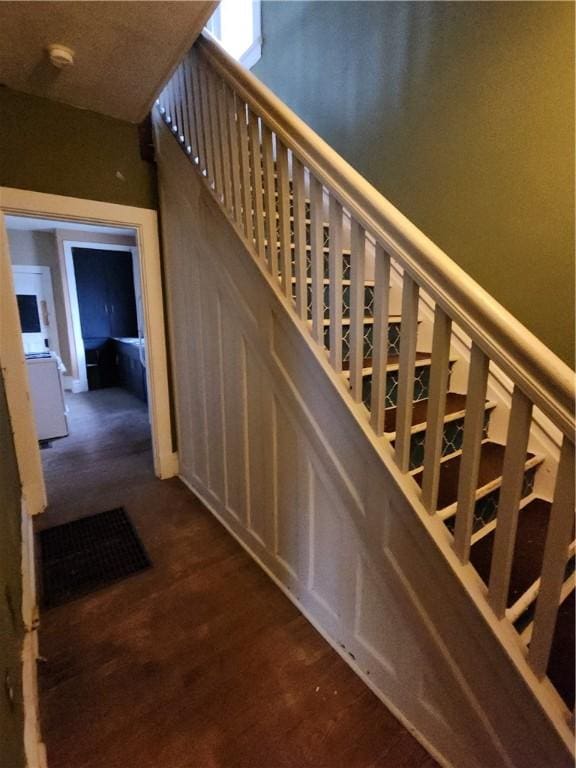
<box><xmin>254</xmin><ymin>1</ymin><xmax>575</xmax><ymax>366</ymax></box>
<box><xmin>0</xmin><ymin>86</ymin><xmax>157</xmax><ymax>209</ymax></box>
<box><xmin>0</xmin><ymin>368</ymin><xmax>25</xmax><ymax>768</ymax></box>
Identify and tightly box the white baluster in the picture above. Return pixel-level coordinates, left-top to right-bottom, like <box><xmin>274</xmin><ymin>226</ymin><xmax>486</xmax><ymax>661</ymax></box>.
<box><xmin>166</xmin><ymin>76</ymin><xmax>177</xmax><ymax>132</ymax></box>
<box><xmin>276</xmin><ymin>142</ymin><xmax>291</xmax><ymax>293</ymax></box>
<box><xmin>349</xmin><ymin>220</ymin><xmax>366</xmax><ymax>403</ymax></box>
<box><xmin>248</xmin><ymin>111</ymin><xmax>265</xmax><ymax>260</ymax></box>
<box><xmin>237</xmin><ymin>101</ymin><xmax>253</xmax><ymax>240</ymax></box>
<box><xmin>226</xmin><ymin>87</ymin><xmax>242</xmax><ymax>225</ymax></box>
<box><xmin>421</xmin><ymin>305</ymin><xmax>452</xmax><ymax>511</ymax></box>
<box><xmin>453</xmin><ymin>343</ymin><xmax>489</xmax><ymax>563</ymax></box>
<box><xmin>292</xmin><ymin>157</ymin><xmax>307</xmax><ymax>320</ymax></box>
<box><xmin>157</xmin><ymin>81</ymin><xmax>168</xmax><ymax>118</ymax></box>
<box><xmin>395</xmin><ymin>274</ymin><xmax>419</xmax><ymax>470</ymax></box>
<box><xmin>190</xmin><ymin>50</ymin><xmax>207</xmax><ymax>174</ymax></box>
<box><xmin>217</xmin><ymin>78</ymin><xmax>232</xmax><ymax>212</ymax></box>
<box><xmin>172</xmin><ymin>66</ymin><xmax>184</xmax><ymax>145</ymax></box>
<box><xmin>488</xmin><ymin>387</ymin><xmax>533</xmax><ymax>617</ymax></box>
<box><xmin>206</xmin><ymin>67</ymin><xmax>224</xmax><ymax>200</ymax></box>
<box><xmin>198</xmin><ymin>56</ymin><xmax>215</xmax><ymax>184</ymax></box>
<box><xmin>328</xmin><ymin>195</ymin><xmax>344</xmax><ymax>372</ymax></box>
<box><xmin>178</xmin><ymin>65</ymin><xmax>190</xmax><ymax>148</ymax></box>
<box><xmin>370</xmin><ymin>244</ymin><xmax>391</xmax><ymax>434</ymax></box>
<box><xmin>182</xmin><ymin>55</ymin><xmax>199</xmax><ymax>162</ymax></box>
<box><xmin>310</xmin><ymin>177</ymin><xmax>325</xmax><ymax>343</ymax></box>
<box><xmin>529</xmin><ymin>438</ymin><xmax>575</xmax><ymax>678</ymax></box>
<box><xmin>261</xmin><ymin>126</ymin><xmax>278</xmax><ymax>275</ymax></box>
<box><xmin>169</xmin><ymin>72</ymin><xmax>180</xmax><ymax>136</ymax></box>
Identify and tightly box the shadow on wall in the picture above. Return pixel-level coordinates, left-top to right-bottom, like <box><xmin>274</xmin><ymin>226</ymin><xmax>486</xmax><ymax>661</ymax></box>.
<box><xmin>0</xmin><ymin>86</ymin><xmax>157</xmax><ymax>210</ymax></box>
<box><xmin>253</xmin><ymin>0</ymin><xmax>575</xmax><ymax>366</ymax></box>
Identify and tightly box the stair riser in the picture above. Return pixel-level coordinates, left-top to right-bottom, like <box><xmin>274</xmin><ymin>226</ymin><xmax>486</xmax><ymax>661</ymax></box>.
<box><xmin>276</xmin><ymin>223</ymin><xmax>331</xmax><ymax>250</ymax></box>
<box><xmin>258</xmin><ymin>189</ymin><xmax>311</xmax><ymax>218</ymax></box>
<box><xmin>323</xmin><ymin>322</ymin><xmax>402</xmax><ymax>362</ymax></box>
<box><xmin>392</xmin><ymin>410</ymin><xmax>491</xmax><ymax>471</ymax></box>
<box><xmin>290</xmin><ymin>251</ymin><xmax>351</xmax><ymax>281</ymax></box>
<box><xmin>362</xmin><ymin>362</ymin><xmax>454</xmax><ymax>409</ymax></box>
<box><xmin>291</xmin><ymin>284</ymin><xmax>374</xmax><ymax>320</ymax></box>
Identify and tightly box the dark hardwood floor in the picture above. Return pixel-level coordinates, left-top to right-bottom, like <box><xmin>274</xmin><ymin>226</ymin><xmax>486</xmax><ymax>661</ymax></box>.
<box><xmin>36</xmin><ymin>388</ymin><xmax>436</xmax><ymax>768</ymax></box>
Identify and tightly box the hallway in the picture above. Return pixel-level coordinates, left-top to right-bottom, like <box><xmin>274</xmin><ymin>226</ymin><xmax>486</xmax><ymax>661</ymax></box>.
<box><xmin>37</xmin><ymin>389</ymin><xmax>436</xmax><ymax>768</ymax></box>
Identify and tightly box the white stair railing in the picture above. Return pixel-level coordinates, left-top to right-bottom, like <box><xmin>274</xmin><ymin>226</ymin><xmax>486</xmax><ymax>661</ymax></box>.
<box><xmin>156</xmin><ymin>31</ymin><xmax>575</xmax><ymax>716</ymax></box>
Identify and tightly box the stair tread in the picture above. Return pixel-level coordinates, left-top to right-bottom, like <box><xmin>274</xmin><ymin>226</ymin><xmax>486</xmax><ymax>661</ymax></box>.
<box><xmin>383</xmin><ymin>393</ymin><xmax>468</xmax><ymax>434</ymax></box>
<box><xmin>343</xmin><ymin>352</ymin><xmax>432</xmax><ymax>373</ymax></box>
<box><xmin>277</xmin><ymin>242</ymin><xmax>351</xmax><ymax>255</ymax></box>
<box><xmin>322</xmin><ymin>316</ymin><xmax>413</xmax><ymax>326</ymax></box>
<box><xmin>291</xmin><ymin>277</ymin><xmax>375</xmax><ymax>287</ymax></box>
<box><xmin>412</xmin><ymin>442</ymin><xmax>535</xmax><ymax>510</ymax></box>
<box><xmin>546</xmin><ymin>590</ymin><xmax>575</xmax><ymax>709</ymax></box>
<box><xmin>470</xmin><ymin>498</ymin><xmax>551</xmax><ymax>607</ymax></box>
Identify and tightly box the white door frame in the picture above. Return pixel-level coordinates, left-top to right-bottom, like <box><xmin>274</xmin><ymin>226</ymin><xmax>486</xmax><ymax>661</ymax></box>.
<box><xmin>63</xmin><ymin>241</ymin><xmax>139</xmax><ymax>394</ymax></box>
<box><xmin>12</xmin><ymin>264</ymin><xmax>61</xmax><ymax>357</ymax></box>
<box><xmin>0</xmin><ymin>187</ymin><xmax>178</xmax><ymax>491</ymax></box>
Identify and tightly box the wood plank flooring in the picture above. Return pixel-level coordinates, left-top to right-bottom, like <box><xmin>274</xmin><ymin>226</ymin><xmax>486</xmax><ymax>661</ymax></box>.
<box><xmin>37</xmin><ymin>388</ymin><xmax>436</xmax><ymax>768</ymax></box>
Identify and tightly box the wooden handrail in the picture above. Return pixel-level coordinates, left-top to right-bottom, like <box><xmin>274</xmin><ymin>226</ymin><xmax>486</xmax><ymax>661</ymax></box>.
<box><xmin>197</xmin><ymin>31</ymin><xmax>575</xmax><ymax>440</ymax></box>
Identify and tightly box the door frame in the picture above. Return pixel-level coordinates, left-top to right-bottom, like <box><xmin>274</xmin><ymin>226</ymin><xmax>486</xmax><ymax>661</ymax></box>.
<box><xmin>12</xmin><ymin>264</ymin><xmax>61</xmax><ymax>357</ymax></box>
<box><xmin>63</xmin><ymin>241</ymin><xmax>139</xmax><ymax>393</ymax></box>
<box><xmin>0</xmin><ymin>187</ymin><xmax>178</xmax><ymax>497</ymax></box>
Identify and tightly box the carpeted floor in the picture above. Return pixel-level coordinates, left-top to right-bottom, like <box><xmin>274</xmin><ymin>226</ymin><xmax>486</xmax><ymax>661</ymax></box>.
<box><xmin>37</xmin><ymin>387</ymin><xmax>437</xmax><ymax>768</ymax></box>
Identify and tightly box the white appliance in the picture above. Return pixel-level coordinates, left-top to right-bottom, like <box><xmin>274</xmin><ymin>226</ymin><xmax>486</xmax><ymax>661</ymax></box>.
<box><xmin>26</xmin><ymin>353</ymin><xmax>68</xmax><ymax>441</ymax></box>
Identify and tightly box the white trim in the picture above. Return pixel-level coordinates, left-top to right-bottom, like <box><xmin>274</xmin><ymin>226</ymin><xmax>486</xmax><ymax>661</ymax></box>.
<box><xmin>0</xmin><ymin>214</ymin><xmax>46</xmax><ymax>515</ymax></box>
<box><xmin>206</xmin><ymin>0</ymin><xmax>262</xmax><ymax>70</ymax></box>
<box><xmin>21</xmin><ymin>502</ymin><xmax>47</xmax><ymax>768</ymax></box>
<box><xmin>62</xmin><ymin>241</ymin><xmax>139</xmax><ymax>394</ymax></box>
<box><xmin>241</xmin><ymin>0</ymin><xmax>262</xmax><ymax>69</ymax></box>
<box><xmin>12</xmin><ymin>264</ymin><xmax>61</xmax><ymax>358</ymax></box>
<box><xmin>0</xmin><ymin>187</ymin><xmax>178</xmax><ymax>481</ymax></box>
<box><xmin>62</xmin><ymin>374</ymin><xmax>82</xmax><ymax>393</ymax></box>
<box><xmin>239</xmin><ymin>36</ymin><xmax>262</xmax><ymax>71</ymax></box>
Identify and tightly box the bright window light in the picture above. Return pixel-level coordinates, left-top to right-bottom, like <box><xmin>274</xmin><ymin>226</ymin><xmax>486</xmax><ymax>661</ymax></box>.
<box><xmin>205</xmin><ymin>0</ymin><xmax>262</xmax><ymax>69</ymax></box>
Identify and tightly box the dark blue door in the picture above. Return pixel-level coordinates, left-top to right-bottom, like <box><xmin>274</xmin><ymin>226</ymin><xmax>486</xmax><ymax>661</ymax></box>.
<box><xmin>73</xmin><ymin>248</ymin><xmax>110</xmax><ymax>338</ymax></box>
<box><xmin>72</xmin><ymin>248</ymin><xmax>139</xmax><ymax>389</ymax></box>
<box><xmin>72</xmin><ymin>248</ymin><xmax>138</xmax><ymax>339</ymax></box>
<box><xmin>106</xmin><ymin>255</ymin><xmax>138</xmax><ymax>338</ymax></box>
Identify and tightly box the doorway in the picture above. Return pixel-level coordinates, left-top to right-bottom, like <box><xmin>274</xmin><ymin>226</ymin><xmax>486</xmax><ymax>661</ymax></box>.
<box><xmin>5</xmin><ymin>217</ymin><xmax>158</xmax><ymax>504</ymax></box>
<box><xmin>67</xmin><ymin>244</ymin><xmax>145</xmax><ymax>397</ymax></box>
<box><xmin>0</xmin><ymin>188</ymin><xmax>176</xmax><ymax>525</ymax></box>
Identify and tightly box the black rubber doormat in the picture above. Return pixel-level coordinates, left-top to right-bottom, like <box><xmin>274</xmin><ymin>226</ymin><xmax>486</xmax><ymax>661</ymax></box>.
<box><xmin>39</xmin><ymin>507</ymin><xmax>151</xmax><ymax>608</ymax></box>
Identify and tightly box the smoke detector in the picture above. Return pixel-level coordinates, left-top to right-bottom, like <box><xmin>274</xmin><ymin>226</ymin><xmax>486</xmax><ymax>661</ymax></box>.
<box><xmin>47</xmin><ymin>44</ymin><xmax>75</xmax><ymax>69</ymax></box>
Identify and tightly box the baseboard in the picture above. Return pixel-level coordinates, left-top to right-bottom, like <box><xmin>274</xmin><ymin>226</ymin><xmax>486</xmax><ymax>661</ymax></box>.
<box><xmin>63</xmin><ymin>376</ymin><xmax>83</xmax><ymax>394</ymax></box>
<box><xmin>178</xmin><ymin>473</ymin><xmax>451</xmax><ymax>768</ymax></box>
<box><xmin>158</xmin><ymin>450</ymin><xmax>179</xmax><ymax>479</ymax></box>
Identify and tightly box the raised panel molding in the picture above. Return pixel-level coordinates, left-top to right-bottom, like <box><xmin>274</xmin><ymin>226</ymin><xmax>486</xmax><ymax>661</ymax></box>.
<box><xmin>156</xmin><ymin>122</ymin><xmax>573</xmax><ymax>768</ymax></box>
<box><xmin>273</xmin><ymin>395</ymin><xmax>308</xmax><ymax>581</ymax></box>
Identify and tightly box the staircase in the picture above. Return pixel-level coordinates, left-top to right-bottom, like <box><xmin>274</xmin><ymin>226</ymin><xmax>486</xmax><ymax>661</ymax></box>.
<box><xmin>155</xmin><ymin>31</ymin><xmax>575</xmax><ymax>765</ymax></box>
<box><xmin>267</xmin><ymin>194</ymin><xmax>574</xmax><ymax>711</ymax></box>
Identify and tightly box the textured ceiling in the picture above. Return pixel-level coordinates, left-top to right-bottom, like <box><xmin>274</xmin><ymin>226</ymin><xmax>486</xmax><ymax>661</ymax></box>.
<box><xmin>0</xmin><ymin>1</ymin><xmax>215</xmax><ymax>123</ymax></box>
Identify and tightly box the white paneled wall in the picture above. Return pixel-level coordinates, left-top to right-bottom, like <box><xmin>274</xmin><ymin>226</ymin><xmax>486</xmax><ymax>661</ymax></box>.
<box><xmin>155</xmin><ymin>117</ymin><xmax>573</xmax><ymax>768</ymax></box>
